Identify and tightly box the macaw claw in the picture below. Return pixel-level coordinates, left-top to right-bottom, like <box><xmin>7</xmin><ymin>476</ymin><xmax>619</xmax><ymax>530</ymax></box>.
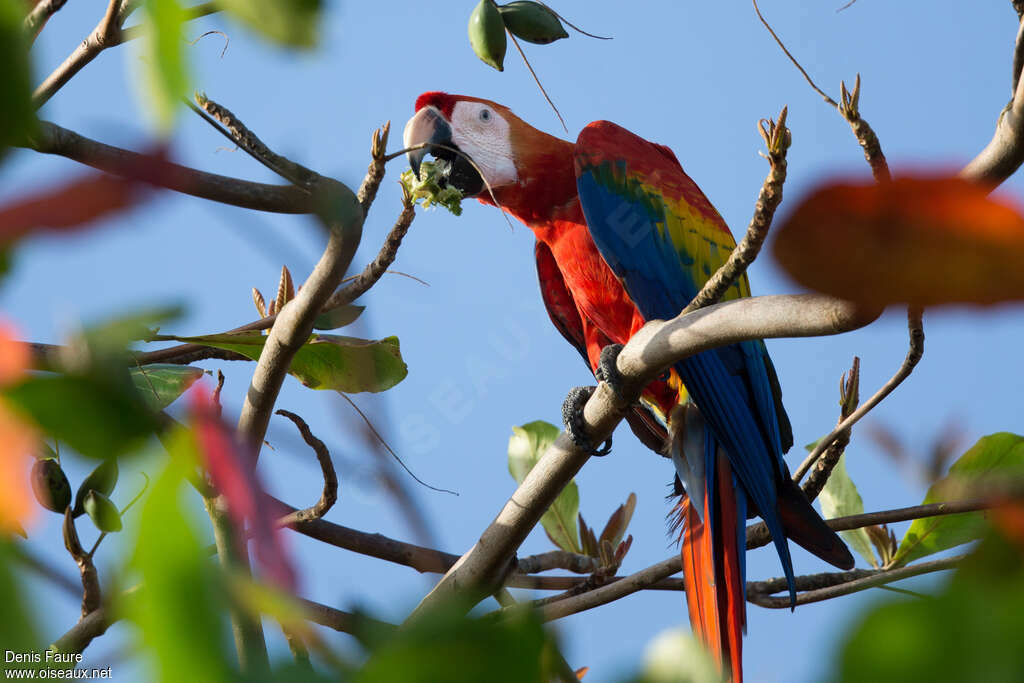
<box><xmin>561</xmin><ymin>385</ymin><xmax>613</xmax><ymax>457</ymax></box>
<box><xmin>596</xmin><ymin>343</ymin><xmax>625</xmax><ymax>397</ymax></box>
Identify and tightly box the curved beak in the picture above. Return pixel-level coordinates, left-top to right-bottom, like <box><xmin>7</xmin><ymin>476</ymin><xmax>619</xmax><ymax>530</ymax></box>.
<box><xmin>402</xmin><ymin>106</ymin><xmax>453</xmax><ymax>177</ymax></box>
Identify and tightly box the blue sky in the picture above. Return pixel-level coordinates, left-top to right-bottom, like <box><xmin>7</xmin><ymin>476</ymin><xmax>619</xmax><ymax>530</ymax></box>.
<box><xmin>4</xmin><ymin>2</ymin><xmax>1024</xmax><ymax>681</ymax></box>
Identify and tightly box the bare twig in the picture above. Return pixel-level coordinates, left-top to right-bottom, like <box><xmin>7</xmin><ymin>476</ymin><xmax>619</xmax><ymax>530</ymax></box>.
<box><xmin>681</xmin><ymin>106</ymin><xmax>790</xmax><ymax>315</ymax></box>
<box><xmin>189</xmin><ymin>94</ymin><xmax>320</xmax><ymax>188</ymax></box>
<box><xmin>516</xmin><ymin>550</ymin><xmax>599</xmax><ymax>575</ymax></box>
<box><xmin>119</xmin><ymin>2</ymin><xmax>220</xmax><ymax>43</ymax></box>
<box><xmin>357</xmin><ymin>122</ymin><xmax>390</xmax><ymax>215</ymax></box>
<box><xmin>274</xmin><ymin>410</ymin><xmax>338</xmax><ymax>525</ymax></box>
<box><xmin>297</xmin><ymin>597</ymin><xmax>395</xmax><ymax>636</ymax></box>
<box><xmin>838</xmin><ymin>74</ymin><xmax>891</xmax><ymax>182</ymax></box>
<box><xmin>33</xmin><ymin>0</ymin><xmax>126</xmax><ymax>108</ymax></box>
<box><xmin>507</xmin><ymin>30</ymin><xmax>568</xmax><ymax>133</ymax></box>
<box><xmin>10</xmin><ymin>541</ymin><xmax>81</xmax><ymax>598</ymax></box>
<box><xmin>746</xmin><ymin>497</ymin><xmax>991</xmax><ymax>551</ymax></box>
<box><xmin>801</xmin><ymin>356</ymin><xmax>860</xmax><ymax>502</ymax></box>
<box><xmin>27</xmin><ymin>122</ymin><xmax>315</xmax><ymax>213</ymax></box>
<box><xmin>405</xmin><ymin>294</ymin><xmax>879</xmax><ymax>622</ymax></box>
<box><xmin>795</xmin><ymin>307</ymin><xmax>923</xmax><ymax>483</ymax></box>
<box><xmin>747</xmin><ymin>554</ymin><xmax>965</xmax><ymax>608</ymax></box>
<box><xmin>753</xmin><ymin>0</ymin><xmax>837</xmax><ymax>107</ymax></box>
<box><xmin>62</xmin><ymin>510</ymin><xmax>101</xmax><ymax>618</ymax></box>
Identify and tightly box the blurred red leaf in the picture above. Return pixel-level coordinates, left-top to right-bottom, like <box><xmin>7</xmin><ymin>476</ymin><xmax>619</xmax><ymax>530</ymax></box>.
<box><xmin>190</xmin><ymin>386</ymin><xmax>296</xmax><ymax>592</ymax></box>
<box><xmin>0</xmin><ymin>171</ymin><xmax>144</xmax><ymax>246</ymax></box>
<box><xmin>773</xmin><ymin>175</ymin><xmax>1024</xmax><ymax>307</ymax></box>
<box><xmin>0</xmin><ymin>322</ymin><xmax>37</xmax><ymax>534</ymax></box>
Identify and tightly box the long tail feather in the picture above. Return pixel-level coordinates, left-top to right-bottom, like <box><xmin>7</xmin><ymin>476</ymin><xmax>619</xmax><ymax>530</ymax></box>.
<box><xmin>681</xmin><ymin>453</ymin><xmax>745</xmax><ymax>683</ymax></box>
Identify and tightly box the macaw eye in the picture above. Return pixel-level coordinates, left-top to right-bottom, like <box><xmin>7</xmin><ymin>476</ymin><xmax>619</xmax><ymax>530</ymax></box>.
<box><xmin>479</xmin><ymin>109</ymin><xmax>492</xmax><ymax>122</ymax></box>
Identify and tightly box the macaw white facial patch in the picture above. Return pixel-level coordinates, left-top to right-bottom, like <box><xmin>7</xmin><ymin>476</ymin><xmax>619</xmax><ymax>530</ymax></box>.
<box><xmin>450</xmin><ymin>101</ymin><xmax>519</xmax><ymax>188</ymax></box>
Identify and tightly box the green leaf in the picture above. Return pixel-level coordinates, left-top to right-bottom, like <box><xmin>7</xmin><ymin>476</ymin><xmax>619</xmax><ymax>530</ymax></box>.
<box><xmin>84</xmin><ymin>306</ymin><xmax>183</xmax><ymax>352</ymax></box>
<box><xmin>0</xmin><ymin>0</ymin><xmax>36</xmax><ymax>158</ymax></box>
<box><xmin>838</xmin><ymin>531</ymin><xmax>1024</xmax><ymax>683</ymax></box>
<box><xmin>817</xmin><ymin>454</ymin><xmax>877</xmax><ymax>568</ymax></box>
<box><xmin>354</xmin><ymin>602</ymin><xmax>550</xmax><ymax>683</ymax></box>
<box><xmin>83</xmin><ymin>490</ymin><xmax>122</xmax><ymax>532</ymax></box>
<box><xmin>314</xmin><ymin>304</ymin><xmax>365</xmax><ymax>330</ymax></box>
<box><xmin>218</xmin><ymin>0</ymin><xmax>321</xmax><ymax>48</ymax></box>
<box><xmin>156</xmin><ymin>331</ymin><xmax>408</xmax><ymax>393</ymax></box>
<box><xmin>141</xmin><ymin>0</ymin><xmax>189</xmax><ymax>131</ymax></box>
<box><xmin>130</xmin><ymin>364</ymin><xmax>203</xmax><ymax>410</ymax></box>
<box><xmin>3</xmin><ymin>373</ymin><xmax>161</xmax><ymax>460</ymax></box>
<box><xmin>73</xmin><ymin>458</ymin><xmax>119</xmax><ymax>517</ymax></box>
<box><xmin>127</xmin><ymin>433</ymin><xmax>233</xmax><ymax>683</ymax></box>
<box><xmin>508</xmin><ymin>421</ymin><xmax>580</xmax><ymax>553</ymax></box>
<box><xmin>0</xmin><ymin>541</ymin><xmax>42</xmax><ymax>670</ymax></box>
<box><xmin>891</xmin><ymin>432</ymin><xmax>1024</xmax><ymax>568</ymax></box>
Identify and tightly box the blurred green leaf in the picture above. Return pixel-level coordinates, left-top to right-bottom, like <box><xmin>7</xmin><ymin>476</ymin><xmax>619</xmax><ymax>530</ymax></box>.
<box><xmin>508</xmin><ymin>421</ymin><xmax>580</xmax><ymax>553</ymax></box>
<box><xmin>891</xmin><ymin>432</ymin><xmax>1024</xmax><ymax>568</ymax></box>
<box><xmin>0</xmin><ymin>0</ymin><xmax>36</xmax><ymax>158</ymax></box>
<box><xmin>838</xmin><ymin>530</ymin><xmax>1024</xmax><ymax>683</ymax></box>
<box><xmin>354</xmin><ymin>602</ymin><xmax>550</xmax><ymax>683</ymax></box>
<box><xmin>156</xmin><ymin>332</ymin><xmax>408</xmax><ymax>393</ymax></box>
<box><xmin>84</xmin><ymin>306</ymin><xmax>183</xmax><ymax>352</ymax></box>
<box><xmin>131</xmin><ymin>364</ymin><xmax>203</xmax><ymax>410</ymax></box>
<box><xmin>83</xmin><ymin>490</ymin><xmax>122</xmax><ymax>532</ymax></box>
<box><xmin>817</xmin><ymin>453</ymin><xmax>876</xmax><ymax>568</ymax></box>
<box><xmin>127</xmin><ymin>432</ymin><xmax>233</xmax><ymax>683</ymax></box>
<box><xmin>141</xmin><ymin>0</ymin><xmax>188</xmax><ymax>131</ymax></box>
<box><xmin>218</xmin><ymin>0</ymin><xmax>321</xmax><ymax>48</ymax></box>
<box><xmin>4</xmin><ymin>373</ymin><xmax>161</xmax><ymax>460</ymax></box>
<box><xmin>0</xmin><ymin>541</ymin><xmax>42</xmax><ymax>673</ymax></box>
<box><xmin>314</xmin><ymin>304</ymin><xmax>365</xmax><ymax>330</ymax></box>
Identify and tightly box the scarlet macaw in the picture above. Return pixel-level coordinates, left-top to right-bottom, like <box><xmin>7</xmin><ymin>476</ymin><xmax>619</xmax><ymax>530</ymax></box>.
<box><xmin>404</xmin><ymin>93</ymin><xmax>854</xmax><ymax>682</ymax></box>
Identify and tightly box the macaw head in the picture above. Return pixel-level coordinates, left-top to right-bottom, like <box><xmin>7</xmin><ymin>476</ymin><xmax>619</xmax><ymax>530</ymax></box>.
<box><xmin>403</xmin><ymin>92</ymin><xmax>572</xmax><ymax>209</ymax></box>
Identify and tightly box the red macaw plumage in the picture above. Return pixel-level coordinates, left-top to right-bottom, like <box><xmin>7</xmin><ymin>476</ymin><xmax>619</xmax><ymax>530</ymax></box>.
<box><xmin>404</xmin><ymin>92</ymin><xmax>854</xmax><ymax>682</ymax></box>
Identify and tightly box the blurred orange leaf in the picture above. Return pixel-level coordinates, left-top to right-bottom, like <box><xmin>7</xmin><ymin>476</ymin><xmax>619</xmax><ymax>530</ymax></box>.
<box><xmin>0</xmin><ymin>171</ymin><xmax>144</xmax><ymax>246</ymax></box>
<box><xmin>0</xmin><ymin>323</ymin><xmax>36</xmax><ymax>534</ymax></box>
<box><xmin>773</xmin><ymin>175</ymin><xmax>1024</xmax><ymax>307</ymax></box>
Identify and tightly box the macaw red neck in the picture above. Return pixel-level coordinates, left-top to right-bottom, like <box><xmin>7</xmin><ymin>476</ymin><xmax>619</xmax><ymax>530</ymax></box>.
<box><xmin>477</xmin><ymin>131</ymin><xmax>580</xmax><ymax>228</ymax></box>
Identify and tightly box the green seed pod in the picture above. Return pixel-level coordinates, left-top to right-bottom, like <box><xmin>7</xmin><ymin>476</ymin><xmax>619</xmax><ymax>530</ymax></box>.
<box><xmin>73</xmin><ymin>459</ymin><xmax>119</xmax><ymax>518</ymax></box>
<box><xmin>83</xmin><ymin>490</ymin><xmax>122</xmax><ymax>533</ymax></box>
<box><xmin>499</xmin><ymin>1</ymin><xmax>568</xmax><ymax>44</ymax></box>
<box><xmin>31</xmin><ymin>459</ymin><xmax>72</xmax><ymax>513</ymax></box>
<box><xmin>468</xmin><ymin>0</ymin><xmax>507</xmax><ymax>71</ymax></box>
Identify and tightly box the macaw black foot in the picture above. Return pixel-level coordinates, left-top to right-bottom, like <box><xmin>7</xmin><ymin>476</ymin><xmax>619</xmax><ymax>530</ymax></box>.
<box><xmin>562</xmin><ymin>386</ymin><xmax>613</xmax><ymax>457</ymax></box>
<box><xmin>596</xmin><ymin>343</ymin><xmax>625</xmax><ymax>398</ymax></box>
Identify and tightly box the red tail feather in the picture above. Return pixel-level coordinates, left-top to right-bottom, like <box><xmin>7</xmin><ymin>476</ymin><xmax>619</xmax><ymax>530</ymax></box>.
<box><xmin>681</xmin><ymin>454</ymin><xmax>744</xmax><ymax>683</ymax></box>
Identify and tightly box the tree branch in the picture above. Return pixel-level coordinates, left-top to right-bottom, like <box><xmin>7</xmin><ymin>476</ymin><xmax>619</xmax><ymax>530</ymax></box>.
<box><xmin>33</xmin><ymin>0</ymin><xmax>126</xmax><ymax>108</ymax></box>
<box><xmin>800</xmin><ymin>356</ymin><xmax>859</xmax><ymax>502</ymax></box>
<box><xmin>961</xmin><ymin>15</ymin><xmax>1024</xmax><ymax>185</ymax></box>
<box><xmin>747</xmin><ymin>554</ymin><xmax>965</xmax><ymax>608</ymax></box>
<box><xmin>26</xmin><ymin>121</ymin><xmax>315</xmax><ymax>213</ymax></box>
<box><xmin>405</xmin><ymin>294</ymin><xmax>879</xmax><ymax>622</ymax></box>
<box><xmin>23</xmin><ymin>0</ymin><xmax>69</xmax><ymax>44</ymax></box>
<box><xmin>50</xmin><ymin>607</ymin><xmax>111</xmax><ymax>655</ymax></box>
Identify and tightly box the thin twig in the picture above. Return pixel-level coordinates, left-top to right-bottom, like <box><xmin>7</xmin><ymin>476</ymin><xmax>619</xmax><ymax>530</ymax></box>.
<box><xmin>752</xmin><ymin>0</ymin><xmax>837</xmax><ymax>107</ymax></box>
<box><xmin>274</xmin><ymin>410</ymin><xmax>339</xmax><ymax>525</ymax></box>
<box><xmin>50</xmin><ymin>607</ymin><xmax>111</xmax><ymax>654</ymax></box>
<box><xmin>10</xmin><ymin>542</ymin><xmax>80</xmax><ymax>598</ymax></box>
<box><xmin>33</xmin><ymin>0</ymin><xmax>126</xmax><ymax>108</ymax></box>
<box><xmin>516</xmin><ymin>550</ymin><xmax>599</xmax><ymax>575</ymax></box>
<box><xmin>357</xmin><ymin>122</ymin><xmax>390</xmax><ymax>216</ymax></box>
<box><xmin>119</xmin><ymin>2</ymin><xmax>220</xmax><ymax>43</ymax></box>
<box><xmin>189</xmin><ymin>94</ymin><xmax>320</xmax><ymax>189</ymax></box>
<box><xmin>681</xmin><ymin>106</ymin><xmax>790</xmax><ymax>315</ymax></box>
<box><xmin>838</xmin><ymin>74</ymin><xmax>891</xmax><ymax>182</ymax></box>
<box><xmin>507</xmin><ymin>30</ymin><xmax>568</xmax><ymax>134</ymax></box>
<box><xmin>747</xmin><ymin>554</ymin><xmax>965</xmax><ymax>608</ymax></box>
<box><xmin>801</xmin><ymin>356</ymin><xmax>859</xmax><ymax>502</ymax></box>
<box><xmin>794</xmin><ymin>307</ymin><xmax>923</xmax><ymax>483</ymax></box>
